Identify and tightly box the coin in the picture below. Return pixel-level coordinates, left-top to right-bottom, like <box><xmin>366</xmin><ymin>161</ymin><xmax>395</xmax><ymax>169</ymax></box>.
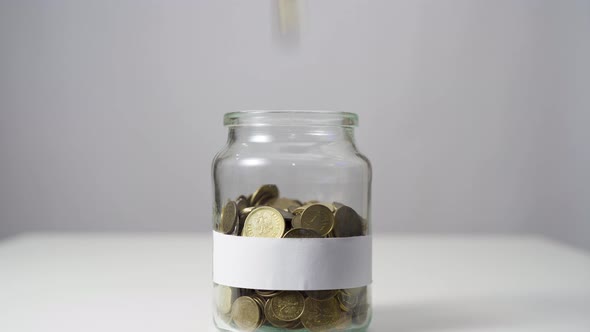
<box><xmin>242</xmin><ymin>206</ymin><xmax>286</xmax><ymax>238</ymax></box>
<box><xmin>337</xmin><ymin>290</ymin><xmax>358</xmax><ymax>312</ymax></box>
<box><xmin>231</xmin><ymin>296</ymin><xmax>263</xmax><ymax>331</ymax></box>
<box><xmin>250</xmin><ymin>184</ymin><xmax>279</xmax><ymax>206</ymax></box>
<box><xmin>236</xmin><ymin>195</ymin><xmax>249</xmax><ymax>212</ymax></box>
<box><xmin>305</xmin><ymin>289</ymin><xmax>338</xmax><ymax>301</ymax></box>
<box><xmin>300</xmin><ymin>297</ymin><xmax>341</xmax><ymax>331</ymax></box>
<box><xmin>291</xmin><ymin>214</ymin><xmax>302</xmax><ymax>229</ymax></box>
<box><xmin>282</xmin><ymin>228</ymin><xmax>321</xmax><ymax>238</ymax></box>
<box><xmin>278</xmin><ymin>209</ymin><xmax>294</xmax><ymax>221</ymax></box>
<box><xmin>270</xmin><ymin>291</ymin><xmax>305</xmax><ymax>322</ymax></box>
<box><xmin>269</xmin><ymin>197</ymin><xmax>301</xmax><ymax>211</ymax></box>
<box><xmin>255</xmin><ymin>290</ymin><xmax>282</xmax><ymax>298</ymax></box>
<box><xmin>288</xmin><ymin>205</ymin><xmax>301</xmax><ymax>214</ymax></box>
<box><xmin>237</xmin><ymin>214</ymin><xmax>247</xmax><ymax>236</ymax></box>
<box><xmin>319</xmin><ymin>202</ymin><xmax>336</xmax><ymax>212</ymax></box>
<box><xmin>291</xmin><ymin>204</ymin><xmax>308</xmax><ymax>215</ymax></box>
<box><xmin>219</xmin><ymin>200</ymin><xmax>238</xmax><ymax>234</ymax></box>
<box><xmin>264</xmin><ymin>297</ymin><xmax>293</xmax><ymax>328</ymax></box>
<box><xmin>238</xmin><ymin>288</ymin><xmax>256</xmax><ymax>298</ymax></box>
<box><xmin>297</xmin><ymin>202</ymin><xmax>336</xmax><ymax>213</ymax></box>
<box><xmin>215</xmin><ymin>284</ymin><xmax>233</xmax><ymax>314</ymax></box>
<box><xmin>300</xmin><ymin>204</ymin><xmax>335</xmax><ymax>237</ymax></box>
<box><xmin>333</xmin><ymin>205</ymin><xmax>363</xmax><ymax>237</ymax></box>
<box><xmin>250</xmin><ymin>295</ymin><xmax>266</xmax><ymax>312</ymax></box>
<box><xmin>240</xmin><ymin>206</ymin><xmax>256</xmax><ymax>216</ymax></box>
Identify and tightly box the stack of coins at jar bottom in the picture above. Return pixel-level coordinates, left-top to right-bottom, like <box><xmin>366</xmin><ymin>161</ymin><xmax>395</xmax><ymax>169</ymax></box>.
<box><xmin>215</xmin><ymin>184</ymin><xmax>370</xmax><ymax>331</ymax></box>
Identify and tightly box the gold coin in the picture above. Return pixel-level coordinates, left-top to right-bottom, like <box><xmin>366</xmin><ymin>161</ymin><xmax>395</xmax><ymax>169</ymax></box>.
<box><xmin>300</xmin><ymin>204</ymin><xmax>334</xmax><ymax>237</ymax></box>
<box><xmin>240</xmin><ymin>206</ymin><xmax>255</xmax><ymax>216</ymax></box>
<box><xmin>318</xmin><ymin>202</ymin><xmax>336</xmax><ymax>212</ymax></box>
<box><xmin>250</xmin><ymin>295</ymin><xmax>266</xmax><ymax>312</ymax></box>
<box><xmin>291</xmin><ymin>214</ymin><xmax>302</xmax><ymax>229</ymax></box>
<box><xmin>282</xmin><ymin>228</ymin><xmax>321</xmax><ymax>238</ymax></box>
<box><xmin>255</xmin><ymin>290</ymin><xmax>283</xmax><ymax>298</ymax></box>
<box><xmin>242</xmin><ymin>206</ymin><xmax>286</xmax><ymax>238</ymax></box>
<box><xmin>231</xmin><ymin>296</ymin><xmax>262</xmax><ymax>331</ymax></box>
<box><xmin>300</xmin><ymin>297</ymin><xmax>341</xmax><ymax>331</ymax></box>
<box><xmin>219</xmin><ymin>200</ymin><xmax>238</xmax><ymax>234</ymax></box>
<box><xmin>288</xmin><ymin>205</ymin><xmax>301</xmax><ymax>214</ymax></box>
<box><xmin>305</xmin><ymin>289</ymin><xmax>338</xmax><ymax>301</ymax></box>
<box><xmin>214</xmin><ymin>284</ymin><xmax>233</xmax><ymax>315</ymax></box>
<box><xmin>337</xmin><ymin>291</ymin><xmax>358</xmax><ymax>312</ymax></box>
<box><xmin>269</xmin><ymin>197</ymin><xmax>301</xmax><ymax>211</ymax></box>
<box><xmin>264</xmin><ymin>297</ymin><xmax>293</xmax><ymax>328</ymax></box>
<box><xmin>250</xmin><ymin>184</ymin><xmax>279</xmax><ymax>206</ymax></box>
<box><xmin>291</xmin><ymin>204</ymin><xmax>309</xmax><ymax>215</ymax></box>
<box><xmin>236</xmin><ymin>195</ymin><xmax>249</xmax><ymax>212</ymax></box>
<box><xmin>270</xmin><ymin>291</ymin><xmax>305</xmax><ymax>322</ymax></box>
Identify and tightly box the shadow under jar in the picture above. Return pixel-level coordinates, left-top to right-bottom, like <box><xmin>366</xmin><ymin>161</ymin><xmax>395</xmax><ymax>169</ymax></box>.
<box><xmin>212</xmin><ymin>111</ymin><xmax>372</xmax><ymax>332</ymax></box>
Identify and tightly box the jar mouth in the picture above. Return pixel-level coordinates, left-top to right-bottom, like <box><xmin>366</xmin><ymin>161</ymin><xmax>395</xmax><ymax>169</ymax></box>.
<box><xmin>223</xmin><ymin>110</ymin><xmax>358</xmax><ymax>127</ymax></box>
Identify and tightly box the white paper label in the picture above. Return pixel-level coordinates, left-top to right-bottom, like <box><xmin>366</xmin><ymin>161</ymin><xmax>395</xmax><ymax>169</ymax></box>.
<box><xmin>213</xmin><ymin>231</ymin><xmax>372</xmax><ymax>290</ymax></box>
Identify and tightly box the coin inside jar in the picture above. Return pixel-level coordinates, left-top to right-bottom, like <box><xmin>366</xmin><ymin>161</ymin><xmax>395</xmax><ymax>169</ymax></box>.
<box><xmin>255</xmin><ymin>289</ymin><xmax>282</xmax><ymax>298</ymax></box>
<box><xmin>250</xmin><ymin>184</ymin><xmax>279</xmax><ymax>206</ymax></box>
<box><xmin>300</xmin><ymin>297</ymin><xmax>341</xmax><ymax>331</ymax></box>
<box><xmin>214</xmin><ymin>284</ymin><xmax>233</xmax><ymax>314</ymax></box>
<box><xmin>219</xmin><ymin>200</ymin><xmax>238</xmax><ymax>234</ymax></box>
<box><xmin>269</xmin><ymin>197</ymin><xmax>301</xmax><ymax>211</ymax></box>
<box><xmin>264</xmin><ymin>298</ymin><xmax>293</xmax><ymax>328</ymax></box>
<box><xmin>231</xmin><ymin>296</ymin><xmax>263</xmax><ymax>331</ymax></box>
<box><xmin>235</xmin><ymin>195</ymin><xmax>249</xmax><ymax>212</ymax></box>
<box><xmin>337</xmin><ymin>290</ymin><xmax>358</xmax><ymax>312</ymax></box>
<box><xmin>270</xmin><ymin>291</ymin><xmax>305</xmax><ymax>322</ymax></box>
<box><xmin>242</xmin><ymin>206</ymin><xmax>286</xmax><ymax>238</ymax></box>
<box><xmin>282</xmin><ymin>228</ymin><xmax>321</xmax><ymax>238</ymax></box>
<box><xmin>333</xmin><ymin>205</ymin><xmax>363</xmax><ymax>237</ymax></box>
<box><xmin>299</xmin><ymin>204</ymin><xmax>335</xmax><ymax>237</ymax></box>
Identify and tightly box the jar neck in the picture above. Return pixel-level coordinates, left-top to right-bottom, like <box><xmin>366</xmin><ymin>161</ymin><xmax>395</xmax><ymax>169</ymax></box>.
<box><xmin>227</xmin><ymin>126</ymin><xmax>356</xmax><ymax>144</ymax></box>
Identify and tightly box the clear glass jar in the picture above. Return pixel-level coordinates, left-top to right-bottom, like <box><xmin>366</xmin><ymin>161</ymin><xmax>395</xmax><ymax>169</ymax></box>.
<box><xmin>212</xmin><ymin>111</ymin><xmax>372</xmax><ymax>332</ymax></box>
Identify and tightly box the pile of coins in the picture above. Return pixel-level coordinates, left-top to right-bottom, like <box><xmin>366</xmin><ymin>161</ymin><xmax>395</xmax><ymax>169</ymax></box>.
<box><xmin>216</xmin><ymin>184</ymin><xmax>367</xmax><ymax>239</ymax></box>
<box><xmin>214</xmin><ymin>185</ymin><xmax>370</xmax><ymax>331</ymax></box>
<box><xmin>215</xmin><ymin>285</ymin><xmax>369</xmax><ymax>331</ymax></box>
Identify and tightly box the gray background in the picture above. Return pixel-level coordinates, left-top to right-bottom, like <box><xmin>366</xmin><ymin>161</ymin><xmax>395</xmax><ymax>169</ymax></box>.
<box><xmin>1</xmin><ymin>1</ymin><xmax>588</xmax><ymax>250</ymax></box>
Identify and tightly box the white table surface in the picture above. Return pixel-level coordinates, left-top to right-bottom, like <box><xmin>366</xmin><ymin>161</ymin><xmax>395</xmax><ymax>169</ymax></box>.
<box><xmin>0</xmin><ymin>233</ymin><xmax>589</xmax><ymax>332</ymax></box>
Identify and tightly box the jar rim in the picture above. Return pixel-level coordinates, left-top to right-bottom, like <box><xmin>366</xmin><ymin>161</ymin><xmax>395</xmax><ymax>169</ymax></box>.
<box><xmin>223</xmin><ymin>110</ymin><xmax>358</xmax><ymax>127</ymax></box>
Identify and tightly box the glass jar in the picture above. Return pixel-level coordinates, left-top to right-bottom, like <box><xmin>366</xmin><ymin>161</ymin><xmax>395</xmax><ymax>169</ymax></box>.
<box><xmin>212</xmin><ymin>111</ymin><xmax>372</xmax><ymax>332</ymax></box>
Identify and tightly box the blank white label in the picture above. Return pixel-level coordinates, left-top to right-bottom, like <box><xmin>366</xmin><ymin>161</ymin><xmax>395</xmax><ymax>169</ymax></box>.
<box><xmin>213</xmin><ymin>231</ymin><xmax>372</xmax><ymax>290</ymax></box>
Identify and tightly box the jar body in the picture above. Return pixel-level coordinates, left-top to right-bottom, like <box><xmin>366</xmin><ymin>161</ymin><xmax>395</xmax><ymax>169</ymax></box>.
<box><xmin>212</xmin><ymin>112</ymin><xmax>372</xmax><ymax>332</ymax></box>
